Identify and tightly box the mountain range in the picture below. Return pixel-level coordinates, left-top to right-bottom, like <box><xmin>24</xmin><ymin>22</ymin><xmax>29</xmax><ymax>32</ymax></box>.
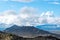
<box><xmin>4</xmin><ymin>25</ymin><xmax>60</xmax><ymax>39</ymax></box>
<box><xmin>4</xmin><ymin>25</ymin><xmax>52</xmax><ymax>38</ymax></box>
<box><xmin>0</xmin><ymin>25</ymin><xmax>60</xmax><ymax>40</ymax></box>
<box><xmin>36</xmin><ymin>24</ymin><xmax>60</xmax><ymax>34</ymax></box>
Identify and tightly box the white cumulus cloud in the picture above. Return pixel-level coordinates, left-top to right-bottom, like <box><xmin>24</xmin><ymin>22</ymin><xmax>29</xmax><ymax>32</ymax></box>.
<box><xmin>0</xmin><ymin>7</ymin><xmax>60</xmax><ymax>28</ymax></box>
<box><xmin>0</xmin><ymin>6</ymin><xmax>40</xmax><ymax>28</ymax></box>
<box><xmin>15</xmin><ymin>6</ymin><xmax>40</xmax><ymax>26</ymax></box>
<box><xmin>0</xmin><ymin>10</ymin><xmax>17</xmax><ymax>24</ymax></box>
<box><xmin>39</xmin><ymin>11</ymin><xmax>58</xmax><ymax>24</ymax></box>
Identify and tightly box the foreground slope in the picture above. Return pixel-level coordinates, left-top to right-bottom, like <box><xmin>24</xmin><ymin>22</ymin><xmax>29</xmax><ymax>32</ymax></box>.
<box><xmin>0</xmin><ymin>31</ymin><xmax>25</xmax><ymax>40</ymax></box>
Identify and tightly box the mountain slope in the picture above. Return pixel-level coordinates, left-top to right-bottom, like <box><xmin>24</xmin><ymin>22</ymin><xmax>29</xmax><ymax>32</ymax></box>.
<box><xmin>0</xmin><ymin>31</ymin><xmax>24</xmax><ymax>40</ymax></box>
<box><xmin>4</xmin><ymin>25</ymin><xmax>60</xmax><ymax>38</ymax></box>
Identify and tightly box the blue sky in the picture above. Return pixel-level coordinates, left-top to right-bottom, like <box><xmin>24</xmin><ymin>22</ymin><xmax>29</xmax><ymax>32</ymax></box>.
<box><xmin>0</xmin><ymin>0</ymin><xmax>60</xmax><ymax>17</ymax></box>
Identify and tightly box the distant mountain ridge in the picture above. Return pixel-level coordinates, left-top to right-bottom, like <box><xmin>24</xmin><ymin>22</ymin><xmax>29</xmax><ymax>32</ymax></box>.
<box><xmin>36</xmin><ymin>24</ymin><xmax>60</xmax><ymax>34</ymax></box>
<box><xmin>36</xmin><ymin>24</ymin><xmax>60</xmax><ymax>30</ymax></box>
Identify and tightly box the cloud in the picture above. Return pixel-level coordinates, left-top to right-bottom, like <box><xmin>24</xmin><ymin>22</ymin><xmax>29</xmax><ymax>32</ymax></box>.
<box><xmin>48</xmin><ymin>2</ymin><xmax>60</xmax><ymax>4</ymax></box>
<box><xmin>2</xmin><ymin>10</ymin><xmax>17</xmax><ymax>15</ymax></box>
<box><xmin>0</xmin><ymin>7</ymin><xmax>60</xmax><ymax>28</ymax></box>
<box><xmin>44</xmin><ymin>0</ymin><xmax>60</xmax><ymax>5</ymax></box>
<box><xmin>0</xmin><ymin>10</ymin><xmax>17</xmax><ymax>25</ymax></box>
<box><xmin>0</xmin><ymin>10</ymin><xmax>18</xmax><ymax>25</ymax></box>
<box><xmin>44</xmin><ymin>0</ymin><xmax>59</xmax><ymax>1</ymax></box>
<box><xmin>11</xmin><ymin>0</ymin><xmax>34</xmax><ymax>3</ymax></box>
<box><xmin>40</xmin><ymin>11</ymin><xmax>54</xmax><ymax>18</ymax></box>
<box><xmin>20</xmin><ymin>6</ymin><xmax>38</xmax><ymax>14</ymax></box>
<box><xmin>0</xmin><ymin>15</ymin><xmax>17</xmax><ymax>24</ymax></box>
<box><xmin>0</xmin><ymin>7</ymin><xmax>40</xmax><ymax>28</ymax></box>
<box><xmin>0</xmin><ymin>0</ymin><xmax>34</xmax><ymax>3</ymax></box>
<box><xmin>15</xmin><ymin>6</ymin><xmax>40</xmax><ymax>26</ymax></box>
<box><xmin>39</xmin><ymin>11</ymin><xmax>57</xmax><ymax>24</ymax></box>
